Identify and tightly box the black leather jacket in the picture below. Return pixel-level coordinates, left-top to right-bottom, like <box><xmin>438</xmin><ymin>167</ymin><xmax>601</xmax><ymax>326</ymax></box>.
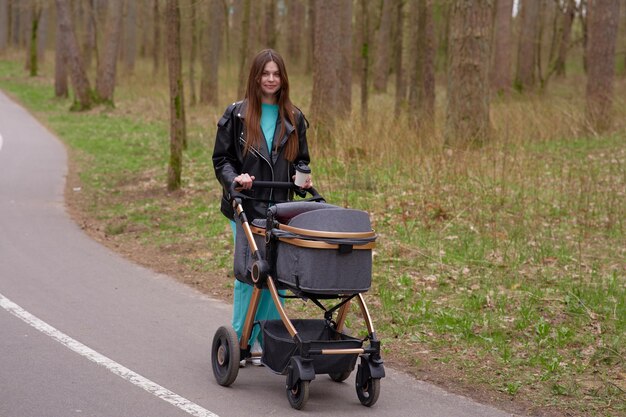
<box><xmin>212</xmin><ymin>100</ymin><xmax>310</xmax><ymax>221</ymax></box>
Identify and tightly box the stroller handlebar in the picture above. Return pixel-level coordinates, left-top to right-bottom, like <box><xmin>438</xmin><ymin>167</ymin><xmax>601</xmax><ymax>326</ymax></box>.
<box><xmin>228</xmin><ymin>180</ymin><xmax>324</xmax><ymax>202</ymax></box>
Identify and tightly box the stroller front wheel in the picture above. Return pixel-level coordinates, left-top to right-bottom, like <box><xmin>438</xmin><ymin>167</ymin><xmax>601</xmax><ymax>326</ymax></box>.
<box><xmin>211</xmin><ymin>326</ymin><xmax>240</xmax><ymax>386</ymax></box>
<box><xmin>286</xmin><ymin>379</ymin><xmax>310</xmax><ymax>410</ymax></box>
<box><xmin>355</xmin><ymin>373</ymin><xmax>380</xmax><ymax>407</ymax></box>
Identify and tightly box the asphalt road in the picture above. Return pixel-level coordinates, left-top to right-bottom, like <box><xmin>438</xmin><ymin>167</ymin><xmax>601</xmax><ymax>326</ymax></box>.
<box><xmin>0</xmin><ymin>90</ymin><xmax>521</xmax><ymax>417</ymax></box>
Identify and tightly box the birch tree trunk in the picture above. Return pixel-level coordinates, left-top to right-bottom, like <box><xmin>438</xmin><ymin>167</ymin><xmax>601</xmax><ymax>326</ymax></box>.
<box><xmin>165</xmin><ymin>0</ymin><xmax>186</xmax><ymax>191</ymax></box>
<box><xmin>55</xmin><ymin>0</ymin><xmax>93</xmax><ymax>111</ymax></box>
<box><xmin>491</xmin><ymin>0</ymin><xmax>513</xmax><ymax>93</ymax></box>
<box><xmin>95</xmin><ymin>0</ymin><xmax>123</xmax><ymax>104</ymax></box>
<box><xmin>445</xmin><ymin>0</ymin><xmax>493</xmax><ymax>147</ymax></box>
<box><xmin>586</xmin><ymin>0</ymin><xmax>620</xmax><ymax>132</ymax></box>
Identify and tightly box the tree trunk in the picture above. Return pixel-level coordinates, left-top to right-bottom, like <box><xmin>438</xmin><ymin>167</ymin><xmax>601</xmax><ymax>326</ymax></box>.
<box><xmin>311</xmin><ymin>0</ymin><xmax>342</xmax><ymax>135</ymax></box>
<box><xmin>358</xmin><ymin>0</ymin><xmax>370</xmax><ymax>125</ymax></box>
<box><xmin>515</xmin><ymin>0</ymin><xmax>541</xmax><ymax>91</ymax></box>
<box><xmin>153</xmin><ymin>0</ymin><xmax>161</xmax><ymax>76</ymax></box>
<box><xmin>237</xmin><ymin>0</ymin><xmax>251</xmax><ymax>99</ymax></box>
<box><xmin>373</xmin><ymin>0</ymin><xmax>393</xmax><ymax>93</ymax></box>
<box><xmin>338</xmin><ymin>0</ymin><xmax>352</xmax><ymax>117</ymax></box>
<box><xmin>0</xmin><ymin>0</ymin><xmax>7</xmax><ymax>52</ymax></box>
<box><xmin>82</xmin><ymin>0</ymin><xmax>97</xmax><ymax>70</ymax></box>
<box><xmin>27</xmin><ymin>2</ymin><xmax>42</xmax><ymax>77</ymax></box>
<box><xmin>188</xmin><ymin>0</ymin><xmax>198</xmax><ymax>106</ymax></box>
<box><xmin>95</xmin><ymin>0</ymin><xmax>123</xmax><ymax>105</ymax></box>
<box><xmin>410</xmin><ymin>0</ymin><xmax>435</xmax><ymax>132</ymax></box>
<box><xmin>55</xmin><ymin>0</ymin><xmax>93</xmax><ymax>111</ymax></box>
<box><xmin>200</xmin><ymin>0</ymin><xmax>224</xmax><ymax>106</ymax></box>
<box><xmin>586</xmin><ymin>0</ymin><xmax>620</xmax><ymax>132</ymax></box>
<box><xmin>392</xmin><ymin>0</ymin><xmax>405</xmax><ymax>115</ymax></box>
<box><xmin>491</xmin><ymin>0</ymin><xmax>513</xmax><ymax>93</ymax></box>
<box><xmin>445</xmin><ymin>0</ymin><xmax>493</xmax><ymax>147</ymax></box>
<box><xmin>555</xmin><ymin>0</ymin><xmax>576</xmax><ymax>77</ymax></box>
<box><xmin>165</xmin><ymin>0</ymin><xmax>186</xmax><ymax>191</ymax></box>
<box><xmin>265</xmin><ymin>0</ymin><xmax>277</xmax><ymax>49</ymax></box>
<box><xmin>124</xmin><ymin>0</ymin><xmax>137</xmax><ymax>73</ymax></box>
<box><xmin>287</xmin><ymin>0</ymin><xmax>305</xmax><ymax>66</ymax></box>
<box><xmin>54</xmin><ymin>5</ymin><xmax>69</xmax><ymax>98</ymax></box>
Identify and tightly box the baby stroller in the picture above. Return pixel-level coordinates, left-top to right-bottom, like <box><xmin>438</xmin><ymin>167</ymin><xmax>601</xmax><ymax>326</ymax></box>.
<box><xmin>210</xmin><ymin>181</ymin><xmax>385</xmax><ymax>410</ymax></box>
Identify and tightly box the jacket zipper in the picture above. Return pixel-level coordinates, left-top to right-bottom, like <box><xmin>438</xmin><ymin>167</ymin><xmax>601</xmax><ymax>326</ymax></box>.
<box><xmin>239</xmin><ymin>135</ymin><xmax>275</xmax><ymax>201</ymax></box>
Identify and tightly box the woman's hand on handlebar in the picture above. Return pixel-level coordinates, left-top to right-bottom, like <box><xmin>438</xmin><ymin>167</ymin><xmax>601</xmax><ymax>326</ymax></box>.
<box><xmin>234</xmin><ymin>173</ymin><xmax>255</xmax><ymax>190</ymax></box>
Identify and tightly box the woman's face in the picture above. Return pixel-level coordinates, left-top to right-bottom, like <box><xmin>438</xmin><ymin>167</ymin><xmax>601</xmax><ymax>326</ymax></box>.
<box><xmin>259</xmin><ymin>61</ymin><xmax>281</xmax><ymax>102</ymax></box>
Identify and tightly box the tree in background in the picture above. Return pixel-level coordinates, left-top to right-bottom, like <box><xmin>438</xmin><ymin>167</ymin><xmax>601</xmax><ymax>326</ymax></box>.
<box><xmin>311</xmin><ymin>0</ymin><xmax>344</xmax><ymax>136</ymax></box>
<box><xmin>491</xmin><ymin>0</ymin><xmax>513</xmax><ymax>94</ymax></box>
<box><xmin>392</xmin><ymin>0</ymin><xmax>405</xmax><ymax>115</ymax></box>
<box><xmin>515</xmin><ymin>0</ymin><xmax>540</xmax><ymax>91</ymax></box>
<box><xmin>408</xmin><ymin>0</ymin><xmax>435</xmax><ymax>134</ymax></box>
<box><xmin>26</xmin><ymin>0</ymin><xmax>43</xmax><ymax>77</ymax></box>
<box><xmin>200</xmin><ymin>0</ymin><xmax>224</xmax><ymax>106</ymax></box>
<box><xmin>372</xmin><ymin>0</ymin><xmax>393</xmax><ymax>93</ymax></box>
<box><xmin>188</xmin><ymin>0</ymin><xmax>198</xmax><ymax>105</ymax></box>
<box><xmin>554</xmin><ymin>0</ymin><xmax>576</xmax><ymax>77</ymax></box>
<box><xmin>0</xmin><ymin>0</ymin><xmax>7</xmax><ymax>53</ymax></box>
<box><xmin>124</xmin><ymin>0</ymin><xmax>138</xmax><ymax>73</ymax></box>
<box><xmin>287</xmin><ymin>0</ymin><xmax>305</xmax><ymax>67</ymax></box>
<box><xmin>165</xmin><ymin>0</ymin><xmax>186</xmax><ymax>191</ymax></box>
<box><xmin>236</xmin><ymin>0</ymin><xmax>251</xmax><ymax>99</ymax></box>
<box><xmin>358</xmin><ymin>0</ymin><xmax>370</xmax><ymax>125</ymax></box>
<box><xmin>95</xmin><ymin>0</ymin><xmax>123</xmax><ymax>105</ymax></box>
<box><xmin>445</xmin><ymin>0</ymin><xmax>493</xmax><ymax>147</ymax></box>
<box><xmin>153</xmin><ymin>0</ymin><xmax>161</xmax><ymax>76</ymax></box>
<box><xmin>586</xmin><ymin>0</ymin><xmax>620</xmax><ymax>132</ymax></box>
<box><xmin>338</xmin><ymin>0</ymin><xmax>352</xmax><ymax>117</ymax></box>
<box><xmin>54</xmin><ymin>4</ymin><xmax>68</xmax><ymax>98</ymax></box>
<box><xmin>55</xmin><ymin>0</ymin><xmax>93</xmax><ymax>111</ymax></box>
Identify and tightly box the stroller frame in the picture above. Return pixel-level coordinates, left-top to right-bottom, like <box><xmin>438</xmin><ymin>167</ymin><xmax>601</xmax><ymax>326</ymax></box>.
<box><xmin>211</xmin><ymin>181</ymin><xmax>385</xmax><ymax>410</ymax></box>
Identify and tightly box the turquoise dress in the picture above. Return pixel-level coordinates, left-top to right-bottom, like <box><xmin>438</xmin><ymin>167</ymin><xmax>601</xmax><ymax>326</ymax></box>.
<box><xmin>230</xmin><ymin>103</ymin><xmax>283</xmax><ymax>347</ymax></box>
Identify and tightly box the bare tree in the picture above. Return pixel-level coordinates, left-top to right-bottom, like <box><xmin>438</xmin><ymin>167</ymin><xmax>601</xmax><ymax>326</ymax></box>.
<box><xmin>586</xmin><ymin>0</ymin><xmax>620</xmax><ymax>132</ymax></box>
<box><xmin>515</xmin><ymin>0</ymin><xmax>541</xmax><ymax>91</ymax></box>
<box><xmin>124</xmin><ymin>0</ymin><xmax>138</xmax><ymax>73</ymax></box>
<box><xmin>373</xmin><ymin>0</ymin><xmax>393</xmax><ymax>93</ymax></box>
<box><xmin>287</xmin><ymin>0</ymin><xmax>305</xmax><ymax>66</ymax></box>
<box><xmin>491</xmin><ymin>0</ymin><xmax>513</xmax><ymax>93</ymax></box>
<box><xmin>311</xmin><ymin>0</ymin><xmax>342</xmax><ymax>135</ymax></box>
<box><xmin>392</xmin><ymin>0</ymin><xmax>405</xmax><ymax>115</ymax></box>
<box><xmin>55</xmin><ymin>0</ymin><xmax>93</xmax><ymax>111</ymax></box>
<box><xmin>265</xmin><ymin>0</ymin><xmax>277</xmax><ymax>49</ymax></box>
<box><xmin>445</xmin><ymin>0</ymin><xmax>493</xmax><ymax>147</ymax></box>
<box><xmin>338</xmin><ymin>0</ymin><xmax>352</xmax><ymax>117</ymax></box>
<box><xmin>153</xmin><ymin>0</ymin><xmax>162</xmax><ymax>76</ymax></box>
<box><xmin>26</xmin><ymin>0</ymin><xmax>43</xmax><ymax>76</ymax></box>
<box><xmin>409</xmin><ymin>0</ymin><xmax>435</xmax><ymax>132</ymax></box>
<box><xmin>54</xmin><ymin>3</ymin><xmax>68</xmax><ymax>98</ymax></box>
<box><xmin>200</xmin><ymin>0</ymin><xmax>224</xmax><ymax>106</ymax></box>
<box><xmin>188</xmin><ymin>0</ymin><xmax>198</xmax><ymax>105</ymax></box>
<box><xmin>358</xmin><ymin>0</ymin><xmax>370</xmax><ymax>125</ymax></box>
<box><xmin>82</xmin><ymin>0</ymin><xmax>97</xmax><ymax>70</ymax></box>
<box><xmin>165</xmin><ymin>0</ymin><xmax>186</xmax><ymax>191</ymax></box>
<box><xmin>0</xmin><ymin>0</ymin><xmax>7</xmax><ymax>53</ymax></box>
<box><xmin>237</xmin><ymin>0</ymin><xmax>251</xmax><ymax>99</ymax></box>
<box><xmin>95</xmin><ymin>0</ymin><xmax>123</xmax><ymax>105</ymax></box>
<box><xmin>555</xmin><ymin>0</ymin><xmax>576</xmax><ymax>77</ymax></box>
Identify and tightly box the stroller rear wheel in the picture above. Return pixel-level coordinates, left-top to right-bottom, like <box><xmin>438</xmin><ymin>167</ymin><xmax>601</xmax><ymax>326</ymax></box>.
<box><xmin>355</xmin><ymin>368</ymin><xmax>380</xmax><ymax>407</ymax></box>
<box><xmin>286</xmin><ymin>379</ymin><xmax>310</xmax><ymax>410</ymax></box>
<box><xmin>211</xmin><ymin>326</ymin><xmax>240</xmax><ymax>386</ymax></box>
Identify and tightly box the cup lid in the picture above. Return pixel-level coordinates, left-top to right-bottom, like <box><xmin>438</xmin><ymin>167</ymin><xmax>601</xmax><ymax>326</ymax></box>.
<box><xmin>295</xmin><ymin>163</ymin><xmax>311</xmax><ymax>174</ymax></box>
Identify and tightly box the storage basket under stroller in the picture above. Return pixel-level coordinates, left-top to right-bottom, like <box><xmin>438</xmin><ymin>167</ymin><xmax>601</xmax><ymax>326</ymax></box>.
<box><xmin>261</xmin><ymin>319</ymin><xmax>362</xmax><ymax>375</ymax></box>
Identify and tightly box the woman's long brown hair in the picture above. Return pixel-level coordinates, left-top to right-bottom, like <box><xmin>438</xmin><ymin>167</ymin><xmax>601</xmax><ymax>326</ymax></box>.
<box><xmin>244</xmin><ymin>49</ymin><xmax>299</xmax><ymax>161</ymax></box>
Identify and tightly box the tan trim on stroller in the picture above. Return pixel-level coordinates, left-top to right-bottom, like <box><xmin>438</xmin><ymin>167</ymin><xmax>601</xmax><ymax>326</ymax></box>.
<box><xmin>357</xmin><ymin>293</ymin><xmax>375</xmax><ymax>334</ymax></box>
<box><xmin>250</xmin><ymin>225</ymin><xmax>265</xmax><ymax>236</ymax></box>
<box><xmin>267</xmin><ymin>276</ymin><xmax>297</xmax><ymax>337</ymax></box>
<box><xmin>278</xmin><ymin>223</ymin><xmax>376</xmax><ymax>239</ymax></box>
<box><xmin>277</xmin><ymin>237</ymin><xmax>376</xmax><ymax>250</ymax></box>
<box><xmin>321</xmin><ymin>348</ymin><xmax>365</xmax><ymax>355</ymax></box>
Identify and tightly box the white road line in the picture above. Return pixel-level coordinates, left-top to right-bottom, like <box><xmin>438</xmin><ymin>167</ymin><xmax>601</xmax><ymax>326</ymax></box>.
<box><xmin>0</xmin><ymin>292</ymin><xmax>219</xmax><ymax>417</ymax></box>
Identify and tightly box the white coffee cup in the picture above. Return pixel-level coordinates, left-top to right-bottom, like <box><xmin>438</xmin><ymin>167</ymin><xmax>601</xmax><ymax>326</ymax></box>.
<box><xmin>294</xmin><ymin>163</ymin><xmax>311</xmax><ymax>187</ymax></box>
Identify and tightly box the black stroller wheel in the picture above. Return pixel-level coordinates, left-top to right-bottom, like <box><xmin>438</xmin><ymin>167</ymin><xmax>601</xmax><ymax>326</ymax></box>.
<box><xmin>355</xmin><ymin>367</ymin><xmax>380</xmax><ymax>407</ymax></box>
<box><xmin>286</xmin><ymin>379</ymin><xmax>310</xmax><ymax>410</ymax></box>
<box><xmin>211</xmin><ymin>326</ymin><xmax>240</xmax><ymax>386</ymax></box>
<box><xmin>328</xmin><ymin>371</ymin><xmax>351</xmax><ymax>383</ymax></box>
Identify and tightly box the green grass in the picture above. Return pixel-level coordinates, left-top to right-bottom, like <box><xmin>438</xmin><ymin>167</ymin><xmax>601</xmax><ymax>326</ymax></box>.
<box><xmin>1</xmin><ymin>55</ymin><xmax>624</xmax><ymax>416</ymax></box>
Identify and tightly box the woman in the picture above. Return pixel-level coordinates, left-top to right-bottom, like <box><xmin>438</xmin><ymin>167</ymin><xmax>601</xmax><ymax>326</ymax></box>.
<box><xmin>212</xmin><ymin>49</ymin><xmax>312</xmax><ymax>366</ymax></box>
